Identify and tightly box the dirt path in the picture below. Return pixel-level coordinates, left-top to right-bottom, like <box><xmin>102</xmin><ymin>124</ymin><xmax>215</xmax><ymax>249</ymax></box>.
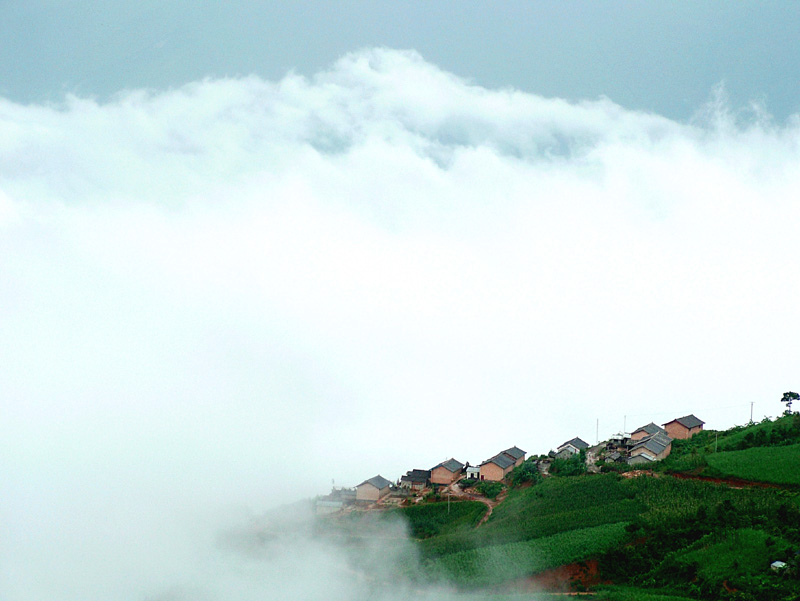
<box><xmin>621</xmin><ymin>468</ymin><xmax>788</xmax><ymax>490</ymax></box>
<box><xmin>669</xmin><ymin>471</ymin><xmax>783</xmax><ymax>489</ymax></box>
<box><xmin>445</xmin><ymin>479</ymin><xmax>506</xmax><ymax>527</ymax></box>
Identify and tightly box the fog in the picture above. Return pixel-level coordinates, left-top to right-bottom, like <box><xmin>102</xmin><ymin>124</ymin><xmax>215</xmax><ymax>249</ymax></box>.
<box><xmin>2</xmin><ymin>48</ymin><xmax>799</xmax><ymax>599</ymax></box>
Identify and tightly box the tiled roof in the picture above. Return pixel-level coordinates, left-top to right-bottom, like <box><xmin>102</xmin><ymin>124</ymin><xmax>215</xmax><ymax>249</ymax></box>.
<box><xmin>400</xmin><ymin>469</ymin><xmax>430</xmax><ymax>483</ymax></box>
<box><xmin>664</xmin><ymin>414</ymin><xmax>704</xmax><ymax>429</ymax></box>
<box><xmin>558</xmin><ymin>437</ymin><xmax>589</xmax><ymax>450</ymax></box>
<box><xmin>632</xmin><ymin>432</ymin><xmax>672</xmax><ymax>456</ymax></box>
<box><xmin>432</xmin><ymin>458</ymin><xmax>464</xmax><ymax>473</ymax></box>
<box><xmin>482</xmin><ymin>453</ymin><xmax>515</xmax><ymax>469</ymax></box>
<box><xmin>632</xmin><ymin>422</ymin><xmax>666</xmax><ymax>436</ymax></box>
<box><xmin>503</xmin><ymin>446</ymin><xmax>526</xmax><ymax>460</ymax></box>
<box><xmin>359</xmin><ymin>475</ymin><xmax>392</xmax><ymax>490</ymax></box>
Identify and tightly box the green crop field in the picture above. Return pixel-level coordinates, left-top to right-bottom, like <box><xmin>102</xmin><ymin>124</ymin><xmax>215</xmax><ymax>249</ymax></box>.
<box><xmin>594</xmin><ymin>586</ymin><xmax>697</xmax><ymax>601</ymax></box>
<box><xmin>397</xmin><ymin>500</ymin><xmax>487</xmax><ymax>538</ymax></box>
<box><xmin>706</xmin><ymin>443</ymin><xmax>800</xmax><ymax>485</ymax></box>
<box><xmin>717</xmin><ymin>414</ymin><xmax>800</xmax><ymax>451</ymax></box>
<box><xmin>428</xmin><ymin>522</ymin><xmax>629</xmax><ymax>587</ymax></box>
<box><xmin>418</xmin><ymin>474</ymin><xmax>640</xmax><ymax>558</ymax></box>
<box><xmin>482</xmin><ymin>474</ymin><xmax>641</xmax><ymax>541</ymax></box>
<box><xmin>676</xmin><ymin>528</ymin><xmax>792</xmax><ymax>582</ymax></box>
<box><xmin>620</xmin><ymin>473</ymin><xmax>789</xmax><ymax>527</ymax></box>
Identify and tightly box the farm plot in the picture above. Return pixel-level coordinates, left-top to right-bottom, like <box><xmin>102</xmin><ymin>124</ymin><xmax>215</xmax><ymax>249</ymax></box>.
<box><xmin>706</xmin><ymin>443</ymin><xmax>800</xmax><ymax>486</ymax></box>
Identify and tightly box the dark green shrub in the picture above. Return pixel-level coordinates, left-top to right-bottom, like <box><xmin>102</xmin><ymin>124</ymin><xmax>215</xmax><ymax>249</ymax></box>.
<box><xmin>509</xmin><ymin>457</ymin><xmax>543</xmax><ymax>486</ymax></box>
<box><xmin>474</xmin><ymin>481</ymin><xmax>505</xmax><ymax>499</ymax></box>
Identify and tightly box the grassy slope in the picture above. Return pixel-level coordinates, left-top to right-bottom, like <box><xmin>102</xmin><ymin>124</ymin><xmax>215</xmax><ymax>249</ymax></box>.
<box><xmin>594</xmin><ymin>587</ymin><xmax>696</xmax><ymax>601</ymax></box>
<box><xmin>430</xmin><ymin>522</ymin><xmax>629</xmax><ymax>587</ymax></box>
<box><xmin>716</xmin><ymin>414</ymin><xmax>798</xmax><ymax>451</ymax></box>
<box><xmin>706</xmin><ymin>443</ymin><xmax>800</xmax><ymax>485</ymax></box>
<box><xmin>397</xmin><ymin>500</ymin><xmax>487</xmax><ymax>538</ymax></box>
<box><xmin>484</xmin><ymin>474</ymin><xmax>641</xmax><ymax>541</ymax></box>
<box><xmin>676</xmin><ymin>528</ymin><xmax>792</xmax><ymax>581</ymax></box>
<box><xmin>412</xmin><ymin>465</ymin><xmax>797</xmax><ymax>591</ymax></box>
<box><xmin>333</xmin><ymin>417</ymin><xmax>800</xmax><ymax>596</ymax></box>
<box><xmin>411</xmin><ymin>474</ymin><xmax>642</xmax><ymax>588</ymax></box>
<box><xmin>419</xmin><ymin>474</ymin><xmax>639</xmax><ymax>559</ymax></box>
<box><xmin>620</xmin><ymin>474</ymin><xmax>789</xmax><ymax>527</ymax></box>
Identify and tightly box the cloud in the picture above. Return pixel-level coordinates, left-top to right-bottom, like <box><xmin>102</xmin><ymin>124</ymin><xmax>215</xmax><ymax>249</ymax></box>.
<box><xmin>2</xmin><ymin>47</ymin><xmax>800</xmax><ymax>599</ymax></box>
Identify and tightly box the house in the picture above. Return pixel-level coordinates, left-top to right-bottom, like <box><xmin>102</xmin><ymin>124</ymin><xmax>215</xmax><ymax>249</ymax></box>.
<box><xmin>356</xmin><ymin>475</ymin><xmax>392</xmax><ymax>502</ymax></box>
<box><xmin>556</xmin><ymin>437</ymin><xmax>589</xmax><ymax>456</ymax></box>
<box><xmin>430</xmin><ymin>458</ymin><xmax>464</xmax><ymax>485</ymax></box>
<box><xmin>555</xmin><ymin>447</ymin><xmax>576</xmax><ymax>460</ymax></box>
<box><xmin>465</xmin><ymin>465</ymin><xmax>480</xmax><ymax>479</ymax></box>
<box><xmin>663</xmin><ymin>414</ymin><xmax>704</xmax><ymax>440</ymax></box>
<box><xmin>629</xmin><ymin>432</ymin><xmax>672</xmax><ymax>463</ymax></box>
<box><xmin>479</xmin><ymin>452</ymin><xmax>516</xmax><ymax>481</ymax></box>
<box><xmin>627</xmin><ymin>453</ymin><xmax>655</xmax><ymax>466</ymax></box>
<box><xmin>477</xmin><ymin>446</ymin><xmax>527</xmax><ymax>481</ymax></box>
<box><xmin>606</xmin><ymin>433</ymin><xmax>636</xmax><ymax>455</ymax></box>
<box><xmin>399</xmin><ymin>469</ymin><xmax>431</xmax><ymax>491</ymax></box>
<box><xmin>631</xmin><ymin>422</ymin><xmax>667</xmax><ymax>441</ymax></box>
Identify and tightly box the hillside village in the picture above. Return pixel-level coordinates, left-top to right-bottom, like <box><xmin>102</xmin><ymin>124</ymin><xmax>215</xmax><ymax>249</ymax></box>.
<box><xmin>308</xmin><ymin>408</ymin><xmax>800</xmax><ymax>600</ymax></box>
<box><xmin>317</xmin><ymin>413</ymin><xmax>706</xmax><ymax>511</ymax></box>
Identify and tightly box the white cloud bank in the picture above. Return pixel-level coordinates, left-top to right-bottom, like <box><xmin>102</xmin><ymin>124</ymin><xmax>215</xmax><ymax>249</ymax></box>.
<box><xmin>1</xmin><ymin>48</ymin><xmax>800</xmax><ymax>599</ymax></box>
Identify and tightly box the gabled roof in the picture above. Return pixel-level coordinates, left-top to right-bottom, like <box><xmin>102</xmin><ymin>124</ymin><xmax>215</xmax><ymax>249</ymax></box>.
<box><xmin>558</xmin><ymin>437</ymin><xmax>589</xmax><ymax>450</ymax></box>
<box><xmin>632</xmin><ymin>422</ymin><xmax>666</xmax><ymax>436</ymax></box>
<box><xmin>432</xmin><ymin>458</ymin><xmax>464</xmax><ymax>473</ymax></box>
<box><xmin>502</xmin><ymin>446</ymin><xmax>526</xmax><ymax>460</ymax></box>
<box><xmin>631</xmin><ymin>433</ymin><xmax>671</xmax><ymax>456</ymax></box>
<box><xmin>400</xmin><ymin>469</ymin><xmax>430</xmax><ymax>483</ymax></box>
<box><xmin>664</xmin><ymin>414</ymin><xmax>704</xmax><ymax>429</ymax></box>
<box><xmin>481</xmin><ymin>453</ymin><xmax>515</xmax><ymax>469</ymax></box>
<box><xmin>359</xmin><ymin>475</ymin><xmax>392</xmax><ymax>490</ymax></box>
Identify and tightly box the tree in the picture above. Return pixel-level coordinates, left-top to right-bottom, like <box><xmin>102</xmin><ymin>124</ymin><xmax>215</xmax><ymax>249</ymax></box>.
<box><xmin>780</xmin><ymin>391</ymin><xmax>799</xmax><ymax>415</ymax></box>
<box><xmin>508</xmin><ymin>458</ymin><xmax>542</xmax><ymax>486</ymax></box>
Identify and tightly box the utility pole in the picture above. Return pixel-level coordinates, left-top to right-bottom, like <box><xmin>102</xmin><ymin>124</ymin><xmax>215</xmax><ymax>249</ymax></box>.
<box><xmin>750</xmin><ymin>402</ymin><xmax>754</xmax><ymax>423</ymax></box>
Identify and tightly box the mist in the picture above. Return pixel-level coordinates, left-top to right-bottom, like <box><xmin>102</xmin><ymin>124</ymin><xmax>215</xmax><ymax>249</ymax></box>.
<box><xmin>2</xmin><ymin>48</ymin><xmax>799</xmax><ymax>599</ymax></box>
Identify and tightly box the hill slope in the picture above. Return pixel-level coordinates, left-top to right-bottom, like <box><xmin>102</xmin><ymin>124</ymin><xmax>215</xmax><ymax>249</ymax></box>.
<box><xmin>321</xmin><ymin>416</ymin><xmax>800</xmax><ymax>600</ymax></box>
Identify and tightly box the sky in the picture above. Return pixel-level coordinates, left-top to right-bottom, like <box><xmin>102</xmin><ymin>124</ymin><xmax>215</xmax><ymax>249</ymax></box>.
<box><xmin>3</xmin><ymin>2</ymin><xmax>800</xmax><ymax>121</ymax></box>
<box><xmin>2</xmin><ymin>3</ymin><xmax>800</xmax><ymax>600</ymax></box>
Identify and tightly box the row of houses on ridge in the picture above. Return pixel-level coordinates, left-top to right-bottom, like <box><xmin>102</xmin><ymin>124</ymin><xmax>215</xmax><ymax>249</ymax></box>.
<box><xmin>330</xmin><ymin>414</ymin><xmax>705</xmax><ymax>509</ymax></box>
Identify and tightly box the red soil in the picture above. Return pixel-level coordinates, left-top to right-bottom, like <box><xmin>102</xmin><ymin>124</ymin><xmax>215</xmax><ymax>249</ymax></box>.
<box><xmin>501</xmin><ymin>559</ymin><xmax>610</xmax><ymax>593</ymax></box>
